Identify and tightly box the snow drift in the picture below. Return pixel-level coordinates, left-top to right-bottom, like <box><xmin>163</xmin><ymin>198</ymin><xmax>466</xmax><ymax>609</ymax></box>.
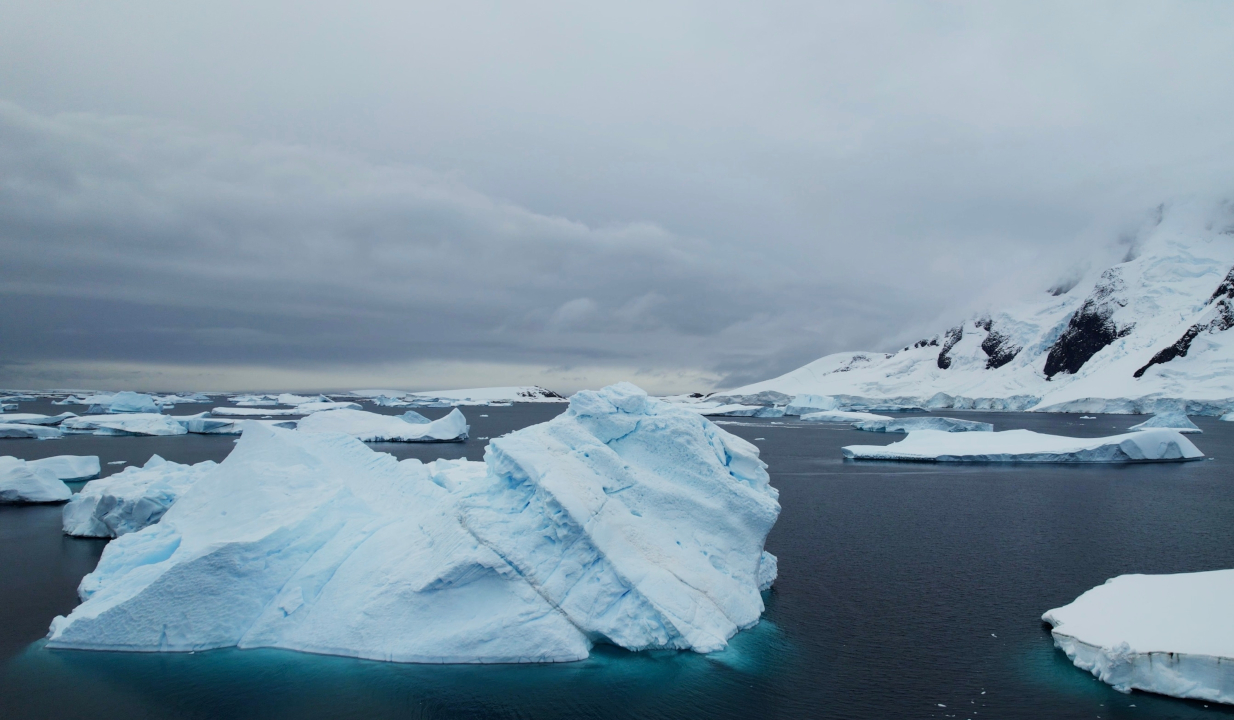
<box><xmin>842</xmin><ymin>428</ymin><xmax>1203</xmax><ymax>463</ymax></box>
<box><xmin>45</xmin><ymin>384</ymin><xmax>780</xmax><ymax>663</ymax></box>
<box><xmin>1043</xmin><ymin>570</ymin><xmax>1234</xmax><ymax>704</ymax></box>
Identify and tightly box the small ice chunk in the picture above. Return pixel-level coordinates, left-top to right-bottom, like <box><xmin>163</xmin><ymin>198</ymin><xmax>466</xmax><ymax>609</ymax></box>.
<box><xmin>842</xmin><ymin>428</ymin><xmax>1204</xmax><ymax>463</ymax></box>
<box><xmin>0</xmin><ymin>457</ymin><xmax>72</xmax><ymax>503</ymax></box>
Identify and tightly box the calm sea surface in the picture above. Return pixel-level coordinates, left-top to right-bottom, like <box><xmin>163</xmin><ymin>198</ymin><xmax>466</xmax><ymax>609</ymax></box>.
<box><xmin>3</xmin><ymin>399</ymin><xmax>1233</xmax><ymax>719</ymax></box>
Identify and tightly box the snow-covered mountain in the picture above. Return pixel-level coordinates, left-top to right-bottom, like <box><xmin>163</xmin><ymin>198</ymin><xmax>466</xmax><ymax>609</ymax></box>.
<box><xmin>720</xmin><ymin>199</ymin><xmax>1234</xmax><ymax>414</ymax></box>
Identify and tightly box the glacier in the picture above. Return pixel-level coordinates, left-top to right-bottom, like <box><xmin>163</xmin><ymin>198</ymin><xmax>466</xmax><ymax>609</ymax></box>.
<box><xmin>296</xmin><ymin>408</ymin><xmax>469</xmax><ymax>442</ymax></box>
<box><xmin>842</xmin><ymin>428</ymin><xmax>1203</xmax><ymax>462</ymax></box>
<box><xmin>1043</xmin><ymin>570</ymin><xmax>1234</xmax><ymax>704</ymax></box>
<box><xmin>1127</xmin><ymin>411</ymin><xmax>1202</xmax><ymax>434</ymax></box>
<box><xmin>62</xmin><ymin>455</ymin><xmax>217</xmax><ymax>538</ymax></box>
<box><xmin>45</xmin><ymin>383</ymin><xmax>779</xmax><ymax>663</ymax></box>
<box><xmin>0</xmin><ymin>456</ymin><xmax>73</xmax><ymax>503</ymax></box>
<box><xmin>851</xmin><ymin>417</ymin><xmax>993</xmax><ymax>433</ymax></box>
<box><xmin>715</xmin><ymin>199</ymin><xmax>1234</xmax><ymax>415</ymax></box>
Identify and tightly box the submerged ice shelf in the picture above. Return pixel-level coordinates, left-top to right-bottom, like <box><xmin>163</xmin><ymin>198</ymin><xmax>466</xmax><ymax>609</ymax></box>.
<box><xmin>1043</xmin><ymin>570</ymin><xmax>1234</xmax><ymax>704</ymax></box>
<box><xmin>841</xmin><ymin>428</ymin><xmax>1203</xmax><ymax>463</ymax></box>
<box><xmin>45</xmin><ymin>384</ymin><xmax>780</xmax><ymax>663</ymax></box>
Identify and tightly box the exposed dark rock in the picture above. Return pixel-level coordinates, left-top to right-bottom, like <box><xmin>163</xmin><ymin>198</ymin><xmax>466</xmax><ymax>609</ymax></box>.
<box><xmin>936</xmin><ymin>326</ymin><xmax>963</xmax><ymax>370</ymax></box>
<box><xmin>981</xmin><ymin>329</ymin><xmax>1022</xmax><ymax>370</ymax></box>
<box><xmin>1135</xmin><ymin>266</ymin><xmax>1234</xmax><ymax>378</ymax></box>
<box><xmin>913</xmin><ymin>336</ymin><xmax>939</xmax><ymax>349</ymax></box>
<box><xmin>1043</xmin><ymin>268</ymin><xmax>1132</xmax><ymax>378</ymax></box>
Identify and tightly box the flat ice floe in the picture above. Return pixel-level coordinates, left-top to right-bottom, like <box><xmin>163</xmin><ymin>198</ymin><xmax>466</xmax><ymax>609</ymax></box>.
<box><xmin>852</xmin><ymin>417</ymin><xmax>993</xmax><ymax>433</ymax></box>
<box><xmin>1043</xmin><ymin>570</ymin><xmax>1234</xmax><ymax>704</ymax></box>
<box><xmin>63</xmin><ymin>455</ymin><xmax>217</xmax><ymax>538</ymax></box>
<box><xmin>842</xmin><ymin>428</ymin><xmax>1203</xmax><ymax>462</ymax></box>
<box><xmin>210</xmin><ymin>401</ymin><xmax>361</xmax><ymax>417</ymax></box>
<box><xmin>29</xmin><ymin>455</ymin><xmax>101</xmax><ymax>482</ymax></box>
<box><xmin>0</xmin><ymin>423</ymin><xmax>63</xmax><ymax>439</ymax></box>
<box><xmin>0</xmin><ymin>412</ymin><xmax>77</xmax><ymax>426</ymax></box>
<box><xmin>297</xmin><ymin>408</ymin><xmax>469</xmax><ymax>442</ymax></box>
<box><xmin>799</xmin><ymin>410</ymin><xmax>892</xmax><ymax>423</ymax></box>
<box><xmin>0</xmin><ymin>456</ymin><xmax>73</xmax><ymax>503</ymax></box>
<box><xmin>46</xmin><ymin>383</ymin><xmax>780</xmax><ymax>663</ymax></box>
<box><xmin>173</xmin><ymin>414</ymin><xmax>296</xmax><ymax>434</ymax></box>
<box><xmin>1128</xmin><ymin>411</ymin><xmax>1202</xmax><ymax>434</ymax></box>
<box><xmin>62</xmin><ymin>414</ymin><xmax>187</xmax><ymax>436</ymax></box>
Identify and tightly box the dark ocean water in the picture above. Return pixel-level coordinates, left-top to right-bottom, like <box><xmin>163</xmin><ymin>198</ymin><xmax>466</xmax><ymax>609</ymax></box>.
<box><xmin>3</xmin><ymin>399</ymin><xmax>1234</xmax><ymax>719</ymax></box>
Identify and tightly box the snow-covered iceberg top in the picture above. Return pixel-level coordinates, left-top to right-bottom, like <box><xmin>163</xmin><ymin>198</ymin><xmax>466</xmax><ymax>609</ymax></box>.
<box><xmin>0</xmin><ymin>456</ymin><xmax>73</xmax><ymax>503</ymax></box>
<box><xmin>46</xmin><ymin>383</ymin><xmax>780</xmax><ymax>663</ymax></box>
<box><xmin>842</xmin><ymin>428</ymin><xmax>1203</xmax><ymax>463</ymax></box>
<box><xmin>1043</xmin><ymin>570</ymin><xmax>1234</xmax><ymax>704</ymax></box>
<box><xmin>296</xmin><ymin>408</ymin><xmax>469</xmax><ymax>443</ymax></box>
<box><xmin>799</xmin><ymin>410</ymin><xmax>892</xmax><ymax>423</ymax></box>
<box><xmin>63</xmin><ymin>455</ymin><xmax>217</xmax><ymax>538</ymax></box>
<box><xmin>62</xmin><ymin>414</ymin><xmax>187</xmax><ymax>437</ymax></box>
<box><xmin>852</xmin><ymin>417</ymin><xmax>993</xmax><ymax>433</ymax></box>
<box><xmin>1128</xmin><ymin>411</ymin><xmax>1202</xmax><ymax>434</ymax></box>
<box><xmin>29</xmin><ymin>455</ymin><xmax>101</xmax><ymax>482</ymax></box>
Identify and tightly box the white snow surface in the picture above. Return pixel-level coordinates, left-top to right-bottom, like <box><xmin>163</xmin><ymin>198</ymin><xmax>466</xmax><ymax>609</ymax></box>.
<box><xmin>297</xmin><ymin>408</ymin><xmax>469</xmax><ymax>443</ymax></box>
<box><xmin>0</xmin><ymin>423</ymin><xmax>63</xmax><ymax>439</ymax></box>
<box><xmin>842</xmin><ymin>428</ymin><xmax>1203</xmax><ymax>463</ymax></box>
<box><xmin>63</xmin><ymin>455</ymin><xmax>217</xmax><ymax>538</ymax></box>
<box><xmin>29</xmin><ymin>455</ymin><xmax>101</xmax><ymax>481</ymax></box>
<box><xmin>722</xmin><ymin>200</ymin><xmax>1234</xmax><ymax>414</ymax></box>
<box><xmin>1128</xmin><ymin>412</ymin><xmax>1202</xmax><ymax>434</ymax></box>
<box><xmin>1043</xmin><ymin>570</ymin><xmax>1234</xmax><ymax>704</ymax></box>
<box><xmin>0</xmin><ymin>456</ymin><xmax>73</xmax><ymax>503</ymax></box>
<box><xmin>46</xmin><ymin>383</ymin><xmax>780</xmax><ymax>663</ymax></box>
<box><xmin>799</xmin><ymin>410</ymin><xmax>892</xmax><ymax>423</ymax></box>
<box><xmin>852</xmin><ymin>417</ymin><xmax>993</xmax><ymax>433</ymax></box>
<box><xmin>62</xmin><ymin>414</ymin><xmax>187</xmax><ymax>436</ymax></box>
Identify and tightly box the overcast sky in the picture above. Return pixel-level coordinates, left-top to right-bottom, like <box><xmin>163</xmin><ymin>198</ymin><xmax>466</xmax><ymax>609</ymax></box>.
<box><xmin>2</xmin><ymin>1</ymin><xmax>1233</xmax><ymax>393</ymax></box>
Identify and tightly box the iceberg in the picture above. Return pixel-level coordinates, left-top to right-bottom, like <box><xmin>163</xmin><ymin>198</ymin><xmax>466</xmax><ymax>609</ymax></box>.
<box><xmin>398</xmin><ymin>410</ymin><xmax>431</xmax><ymax>424</ymax></box>
<box><xmin>297</xmin><ymin>408</ymin><xmax>469</xmax><ymax>442</ymax></box>
<box><xmin>62</xmin><ymin>414</ymin><xmax>188</xmax><ymax>437</ymax></box>
<box><xmin>842</xmin><ymin>428</ymin><xmax>1203</xmax><ymax>463</ymax></box>
<box><xmin>46</xmin><ymin>383</ymin><xmax>779</xmax><ymax>663</ymax></box>
<box><xmin>852</xmin><ymin>417</ymin><xmax>994</xmax><ymax>433</ymax></box>
<box><xmin>173</xmin><ymin>414</ymin><xmax>296</xmax><ymax>434</ymax></box>
<box><xmin>799</xmin><ymin>410</ymin><xmax>892</xmax><ymax>423</ymax></box>
<box><xmin>62</xmin><ymin>455</ymin><xmax>217</xmax><ymax>538</ymax></box>
<box><xmin>399</xmin><ymin>386</ymin><xmax>567</xmax><ymax>405</ymax></box>
<box><xmin>1043</xmin><ymin>570</ymin><xmax>1234</xmax><ymax>704</ymax></box>
<box><xmin>211</xmin><ymin>402</ymin><xmax>361</xmax><ymax>417</ymax></box>
<box><xmin>0</xmin><ymin>412</ymin><xmax>77</xmax><ymax>426</ymax></box>
<box><xmin>1128</xmin><ymin>412</ymin><xmax>1202</xmax><ymax>434</ymax></box>
<box><xmin>29</xmin><ymin>455</ymin><xmax>101</xmax><ymax>482</ymax></box>
<box><xmin>0</xmin><ymin>423</ymin><xmax>63</xmax><ymax>439</ymax></box>
<box><xmin>0</xmin><ymin>456</ymin><xmax>72</xmax><ymax>503</ymax></box>
<box><xmin>691</xmin><ymin>404</ymin><xmax>785</xmax><ymax>417</ymax></box>
<box><xmin>278</xmin><ymin>393</ymin><xmax>330</xmax><ymax>406</ymax></box>
<box><xmin>105</xmin><ymin>392</ymin><xmax>160</xmax><ymax>414</ymax></box>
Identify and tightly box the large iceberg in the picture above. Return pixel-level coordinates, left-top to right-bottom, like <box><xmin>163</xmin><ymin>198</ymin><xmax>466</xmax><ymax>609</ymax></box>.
<box><xmin>105</xmin><ymin>392</ymin><xmax>160</xmax><ymax>414</ymax></box>
<box><xmin>852</xmin><ymin>417</ymin><xmax>993</xmax><ymax>433</ymax></box>
<box><xmin>1128</xmin><ymin>411</ymin><xmax>1202</xmax><ymax>434</ymax></box>
<box><xmin>0</xmin><ymin>423</ymin><xmax>63</xmax><ymax>439</ymax></box>
<box><xmin>1043</xmin><ymin>570</ymin><xmax>1234</xmax><ymax>704</ymax></box>
<box><xmin>29</xmin><ymin>455</ymin><xmax>101</xmax><ymax>481</ymax></box>
<box><xmin>842</xmin><ymin>428</ymin><xmax>1203</xmax><ymax>462</ymax></box>
<box><xmin>62</xmin><ymin>414</ymin><xmax>188</xmax><ymax>436</ymax></box>
<box><xmin>297</xmin><ymin>408</ymin><xmax>469</xmax><ymax>442</ymax></box>
<box><xmin>46</xmin><ymin>383</ymin><xmax>779</xmax><ymax>663</ymax></box>
<box><xmin>62</xmin><ymin>455</ymin><xmax>217</xmax><ymax>538</ymax></box>
<box><xmin>0</xmin><ymin>456</ymin><xmax>73</xmax><ymax>503</ymax></box>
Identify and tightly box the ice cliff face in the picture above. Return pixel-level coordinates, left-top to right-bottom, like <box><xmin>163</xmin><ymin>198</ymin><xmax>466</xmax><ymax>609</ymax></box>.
<box><xmin>46</xmin><ymin>383</ymin><xmax>780</xmax><ymax>663</ymax></box>
<box><xmin>722</xmin><ymin>199</ymin><xmax>1234</xmax><ymax>414</ymax></box>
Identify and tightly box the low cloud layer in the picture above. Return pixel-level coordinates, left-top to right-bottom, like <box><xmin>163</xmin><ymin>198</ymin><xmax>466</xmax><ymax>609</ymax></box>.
<box><xmin>2</xmin><ymin>2</ymin><xmax>1233</xmax><ymax>393</ymax></box>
